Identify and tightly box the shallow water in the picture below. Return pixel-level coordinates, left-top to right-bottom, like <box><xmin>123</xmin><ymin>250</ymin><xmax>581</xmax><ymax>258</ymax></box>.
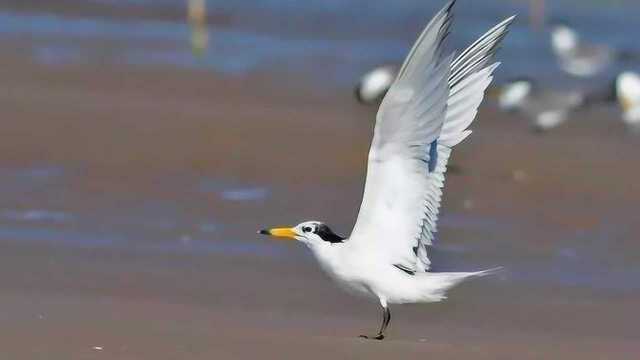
<box><xmin>0</xmin><ymin>165</ymin><xmax>277</xmax><ymax>254</ymax></box>
<box><xmin>0</xmin><ymin>0</ymin><xmax>639</xmax><ymax>295</ymax></box>
<box><xmin>0</xmin><ymin>161</ymin><xmax>637</xmax><ymax>292</ymax></box>
<box><xmin>1</xmin><ymin>0</ymin><xmax>639</xmax><ymax>85</ymax></box>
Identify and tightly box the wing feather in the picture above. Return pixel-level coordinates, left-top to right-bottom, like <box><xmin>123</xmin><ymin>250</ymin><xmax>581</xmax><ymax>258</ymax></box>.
<box><xmin>349</xmin><ymin>1</ymin><xmax>456</xmax><ymax>269</ymax></box>
<box><xmin>348</xmin><ymin>3</ymin><xmax>514</xmax><ymax>273</ymax></box>
<box><xmin>416</xmin><ymin>17</ymin><xmax>515</xmax><ymax>271</ymax></box>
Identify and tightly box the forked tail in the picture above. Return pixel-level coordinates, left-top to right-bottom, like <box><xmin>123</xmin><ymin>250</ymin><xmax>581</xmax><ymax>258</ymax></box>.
<box><xmin>417</xmin><ymin>267</ymin><xmax>503</xmax><ymax>303</ymax></box>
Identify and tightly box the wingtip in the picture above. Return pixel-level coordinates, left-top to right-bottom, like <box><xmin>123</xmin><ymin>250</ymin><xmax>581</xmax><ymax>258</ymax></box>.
<box><xmin>445</xmin><ymin>0</ymin><xmax>457</xmax><ymax>12</ymax></box>
<box><xmin>501</xmin><ymin>15</ymin><xmax>518</xmax><ymax>30</ymax></box>
<box><xmin>438</xmin><ymin>0</ymin><xmax>457</xmax><ymax>22</ymax></box>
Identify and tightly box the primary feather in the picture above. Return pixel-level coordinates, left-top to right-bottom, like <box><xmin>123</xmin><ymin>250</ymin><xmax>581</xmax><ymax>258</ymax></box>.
<box><xmin>349</xmin><ymin>5</ymin><xmax>515</xmax><ymax>273</ymax></box>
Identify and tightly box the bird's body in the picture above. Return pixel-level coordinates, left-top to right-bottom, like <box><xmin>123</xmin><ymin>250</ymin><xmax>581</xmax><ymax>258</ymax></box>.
<box><xmin>495</xmin><ymin>72</ymin><xmax>640</xmax><ymax>132</ymax></box>
<box><xmin>614</xmin><ymin>71</ymin><xmax>640</xmax><ymax>129</ymax></box>
<box><xmin>550</xmin><ymin>23</ymin><xmax>639</xmax><ymax>78</ymax></box>
<box><xmin>313</xmin><ymin>240</ymin><xmax>496</xmax><ymax>304</ymax></box>
<box><xmin>260</xmin><ymin>0</ymin><xmax>514</xmax><ymax>340</ymax></box>
<box><xmin>493</xmin><ymin>78</ymin><xmax>586</xmax><ymax>131</ymax></box>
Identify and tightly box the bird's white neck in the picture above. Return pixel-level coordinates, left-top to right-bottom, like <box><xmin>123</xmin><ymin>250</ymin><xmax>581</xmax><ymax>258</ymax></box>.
<box><xmin>304</xmin><ymin>240</ymin><xmax>347</xmax><ymax>277</ymax></box>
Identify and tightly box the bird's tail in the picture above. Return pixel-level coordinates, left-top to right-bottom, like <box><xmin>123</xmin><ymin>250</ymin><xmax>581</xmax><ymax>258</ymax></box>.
<box><xmin>416</xmin><ymin>267</ymin><xmax>503</xmax><ymax>302</ymax></box>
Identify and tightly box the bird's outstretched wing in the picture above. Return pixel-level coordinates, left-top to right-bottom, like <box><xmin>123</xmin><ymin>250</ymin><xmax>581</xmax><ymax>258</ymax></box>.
<box><xmin>415</xmin><ymin>16</ymin><xmax>515</xmax><ymax>271</ymax></box>
<box><xmin>348</xmin><ymin>2</ymin><xmax>514</xmax><ymax>273</ymax></box>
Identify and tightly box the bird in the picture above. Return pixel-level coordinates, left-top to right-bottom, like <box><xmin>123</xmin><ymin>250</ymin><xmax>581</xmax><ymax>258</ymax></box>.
<box><xmin>549</xmin><ymin>21</ymin><xmax>639</xmax><ymax>78</ymax></box>
<box><xmin>581</xmin><ymin>71</ymin><xmax>640</xmax><ymax>130</ymax></box>
<box><xmin>354</xmin><ymin>65</ymin><xmax>398</xmax><ymax>105</ymax></box>
<box><xmin>490</xmin><ymin>77</ymin><xmax>586</xmax><ymax>132</ymax></box>
<box><xmin>259</xmin><ymin>1</ymin><xmax>514</xmax><ymax>340</ymax></box>
<box><xmin>614</xmin><ymin>71</ymin><xmax>640</xmax><ymax>129</ymax></box>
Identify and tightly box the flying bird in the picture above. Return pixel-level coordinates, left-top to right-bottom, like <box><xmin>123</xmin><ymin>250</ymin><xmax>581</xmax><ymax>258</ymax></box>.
<box><xmin>260</xmin><ymin>1</ymin><xmax>514</xmax><ymax>340</ymax></box>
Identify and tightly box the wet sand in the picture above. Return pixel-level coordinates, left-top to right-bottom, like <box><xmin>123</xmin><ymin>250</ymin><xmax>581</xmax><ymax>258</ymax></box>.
<box><xmin>1</xmin><ymin>4</ymin><xmax>640</xmax><ymax>358</ymax></box>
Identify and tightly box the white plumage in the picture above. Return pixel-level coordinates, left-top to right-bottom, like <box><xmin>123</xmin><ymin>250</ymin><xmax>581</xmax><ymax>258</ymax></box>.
<box><xmin>616</xmin><ymin>71</ymin><xmax>640</xmax><ymax>128</ymax></box>
<box><xmin>354</xmin><ymin>65</ymin><xmax>398</xmax><ymax>105</ymax></box>
<box><xmin>260</xmin><ymin>0</ymin><xmax>514</xmax><ymax>340</ymax></box>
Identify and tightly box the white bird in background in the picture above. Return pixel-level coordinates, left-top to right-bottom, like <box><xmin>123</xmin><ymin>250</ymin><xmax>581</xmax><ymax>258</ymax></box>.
<box><xmin>613</xmin><ymin>71</ymin><xmax>640</xmax><ymax>130</ymax></box>
<box><xmin>354</xmin><ymin>65</ymin><xmax>398</xmax><ymax>105</ymax></box>
<box><xmin>585</xmin><ymin>71</ymin><xmax>640</xmax><ymax>130</ymax></box>
<box><xmin>492</xmin><ymin>78</ymin><xmax>586</xmax><ymax>132</ymax></box>
<box><xmin>260</xmin><ymin>1</ymin><xmax>514</xmax><ymax>340</ymax></box>
<box><xmin>550</xmin><ymin>21</ymin><xmax>639</xmax><ymax>78</ymax></box>
<box><xmin>493</xmin><ymin>72</ymin><xmax>640</xmax><ymax>133</ymax></box>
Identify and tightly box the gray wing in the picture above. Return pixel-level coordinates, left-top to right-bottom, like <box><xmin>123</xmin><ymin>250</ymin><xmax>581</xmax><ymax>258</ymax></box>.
<box><xmin>349</xmin><ymin>0</ymin><xmax>514</xmax><ymax>272</ymax></box>
<box><xmin>348</xmin><ymin>1</ymin><xmax>456</xmax><ymax>269</ymax></box>
<box><xmin>560</xmin><ymin>44</ymin><xmax>613</xmax><ymax>77</ymax></box>
<box><xmin>415</xmin><ymin>16</ymin><xmax>515</xmax><ymax>271</ymax></box>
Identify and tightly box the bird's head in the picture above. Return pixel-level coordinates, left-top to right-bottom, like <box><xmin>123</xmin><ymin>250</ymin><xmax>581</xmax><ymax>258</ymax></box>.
<box><xmin>259</xmin><ymin>221</ymin><xmax>345</xmax><ymax>246</ymax></box>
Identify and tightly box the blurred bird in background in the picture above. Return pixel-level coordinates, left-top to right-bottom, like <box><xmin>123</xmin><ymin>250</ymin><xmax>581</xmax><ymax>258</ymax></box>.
<box><xmin>549</xmin><ymin>20</ymin><xmax>640</xmax><ymax>78</ymax></box>
<box><xmin>354</xmin><ymin>65</ymin><xmax>398</xmax><ymax>105</ymax></box>
<box><xmin>355</xmin><ymin>1</ymin><xmax>640</xmax><ymax>136</ymax></box>
<box><xmin>490</xmin><ymin>70</ymin><xmax>640</xmax><ymax>132</ymax></box>
<box><xmin>489</xmin><ymin>78</ymin><xmax>586</xmax><ymax>132</ymax></box>
<box><xmin>613</xmin><ymin>71</ymin><xmax>640</xmax><ymax>130</ymax></box>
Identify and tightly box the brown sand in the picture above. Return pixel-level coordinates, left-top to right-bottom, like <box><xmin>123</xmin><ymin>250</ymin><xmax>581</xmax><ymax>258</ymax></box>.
<box><xmin>0</xmin><ymin>29</ymin><xmax>639</xmax><ymax>360</ymax></box>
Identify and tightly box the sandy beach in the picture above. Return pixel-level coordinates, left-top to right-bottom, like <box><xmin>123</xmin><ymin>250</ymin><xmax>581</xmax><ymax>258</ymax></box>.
<box><xmin>1</xmin><ymin>1</ymin><xmax>639</xmax><ymax>359</ymax></box>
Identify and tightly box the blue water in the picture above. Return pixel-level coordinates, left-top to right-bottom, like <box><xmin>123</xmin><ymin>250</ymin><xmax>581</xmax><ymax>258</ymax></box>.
<box><xmin>0</xmin><ymin>164</ymin><xmax>638</xmax><ymax>290</ymax></box>
<box><xmin>1</xmin><ymin>0</ymin><xmax>639</xmax><ymax>86</ymax></box>
<box><xmin>0</xmin><ymin>165</ymin><xmax>276</xmax><ymax>256</ymax></box>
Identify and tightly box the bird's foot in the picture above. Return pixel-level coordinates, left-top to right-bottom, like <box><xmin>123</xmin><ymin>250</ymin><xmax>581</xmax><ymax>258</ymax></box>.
<box><xmin>359</xmin><ymin>334</ymin><xmax>385</xmax><ymax>341</ymax></box>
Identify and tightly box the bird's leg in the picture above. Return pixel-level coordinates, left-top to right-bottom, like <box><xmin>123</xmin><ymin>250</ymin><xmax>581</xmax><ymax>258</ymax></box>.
<box><xmin>359</xmin><ymin>305</ymin><xmax>391</xmax><ymax>340</ymax></box>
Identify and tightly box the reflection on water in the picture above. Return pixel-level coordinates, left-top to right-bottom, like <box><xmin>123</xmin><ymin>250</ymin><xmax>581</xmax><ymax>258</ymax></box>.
<box><xmin>0</xmin><ymin>163</ymin><xmax>636</xmax><ymax>291</ymax></box>
<box><xmin>0</xmin><ymin>210</ymin><xmax>74</xmax><ymax>223</ymax></box>
<box><xmin>220</xmin><ymin>188</ymin><xmax>268</xmax><ymax>201</ymax></box>
<box><xmin>0</xmin><ymin>225</ymin><xmax>283</xmax><ymax>257</ymax></box>
<box><xmin>0</xmin><ymin>165</ymin><xmax>273</xmax><ymax>256</ymax></box>
<box><xmin>199</xmin><ymin>178</ymin><xmax>269</xmax><ymax>201</ymax></box>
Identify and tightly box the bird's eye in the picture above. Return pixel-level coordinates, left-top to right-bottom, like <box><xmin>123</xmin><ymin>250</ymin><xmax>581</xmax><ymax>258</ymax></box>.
<box><xmin>302</xmin><ymin>226</ymin><xmax>312</xmax><ymax>233</ymax></box>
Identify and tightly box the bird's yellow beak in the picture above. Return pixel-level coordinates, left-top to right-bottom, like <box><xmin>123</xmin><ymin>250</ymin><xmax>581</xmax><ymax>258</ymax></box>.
<box><xmin>258</xmin><ymin>227</ymin><xmax>297</xmax><ymax>240</ymax></box>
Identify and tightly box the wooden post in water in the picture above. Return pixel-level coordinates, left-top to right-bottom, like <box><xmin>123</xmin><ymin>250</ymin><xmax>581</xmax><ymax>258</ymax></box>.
<box><xmin>529</xmin><ymin>0</ymin><xmax>546</xmax><ymax>31</ymax></box>
<box><xmin>188</xmin><ymin>0</ymin><xmax>209</xmax><ymax>56</ymax></box>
